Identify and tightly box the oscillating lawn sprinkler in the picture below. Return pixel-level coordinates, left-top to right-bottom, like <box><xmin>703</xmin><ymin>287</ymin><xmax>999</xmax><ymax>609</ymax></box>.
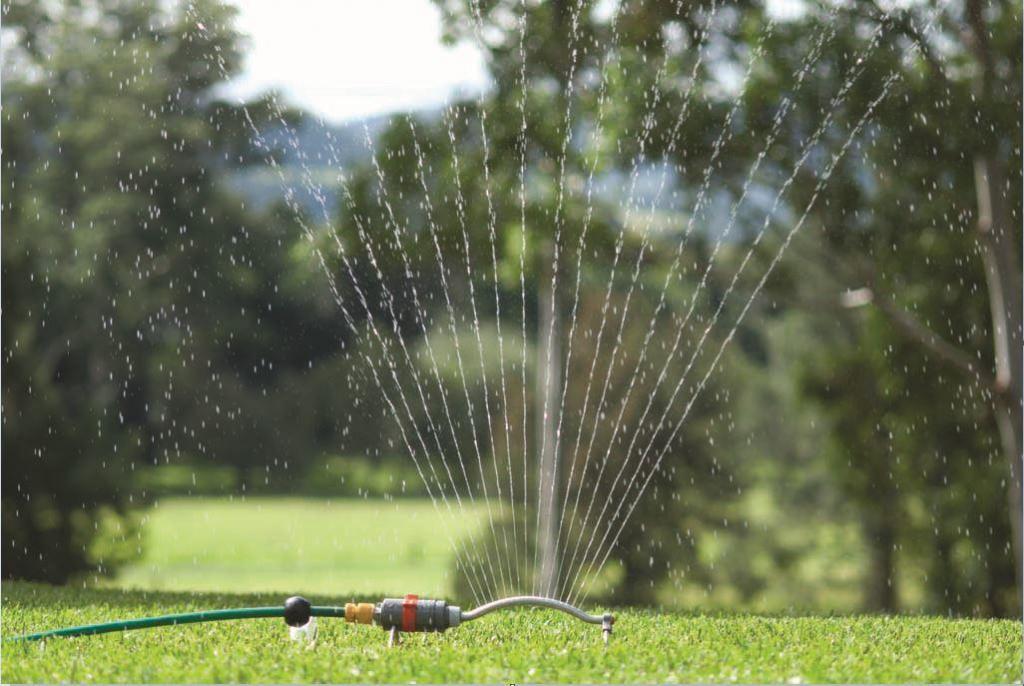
<box><xmin>10</xmin><ymin>594</ymin><xmax>615</xmax><ymax>647</ymax></box>
<box><xmin>308</xmin><ymin>594</ymin><xmax>614</xmax><ymax>646</ymax></box>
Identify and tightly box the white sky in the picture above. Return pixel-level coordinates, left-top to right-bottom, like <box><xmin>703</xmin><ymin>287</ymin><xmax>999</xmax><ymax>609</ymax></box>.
<box><xmin>223</xmin><ymin>0</ymin><xmax>489</xmax><ymax>123</ymax></box>
<box><xmin>222</xmin><ymin>0</ymin><xmax>808</xmax><ymax>124</ymax></box>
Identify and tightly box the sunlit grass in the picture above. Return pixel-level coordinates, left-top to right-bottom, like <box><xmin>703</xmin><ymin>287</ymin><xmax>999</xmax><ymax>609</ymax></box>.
<box><xmin>9</xmin><ymin>498</ymin><xmax>1017</xmax><ymax>682</ymax></box>
<box><xmin>3</xmin><ymin>582</ymin><xmax>1019</xmax><ymax>683</ymax></box>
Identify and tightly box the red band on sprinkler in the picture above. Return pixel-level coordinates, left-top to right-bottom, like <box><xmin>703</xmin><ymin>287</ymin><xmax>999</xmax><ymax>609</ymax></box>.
<box><xmin>402</xmin><ymin>594</ymin><xmax>418</xmax><ymax>632</ymax></box>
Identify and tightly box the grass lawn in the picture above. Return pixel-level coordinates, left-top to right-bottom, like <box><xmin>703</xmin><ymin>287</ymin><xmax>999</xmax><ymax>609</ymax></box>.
<box><xmin>111</xmin><ymin>497</ymin><xmax>487</xmax><ymax>597</ymax></box>
<box><xmin>3</xmin><ymin>582</ymin><xmax>1020</xmax><ymax>683</ymax></box>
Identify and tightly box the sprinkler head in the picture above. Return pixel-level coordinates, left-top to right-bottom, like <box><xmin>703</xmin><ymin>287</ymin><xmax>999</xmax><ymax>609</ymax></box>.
<box><xmin>373</xmin><ymin>595</ymin><xmax>461</xmax><ymax>634</ymax></box>
<box><xmin>364</xmin><ymin>594</ymin><xmax>611</xmax><ymax>647</ymax></box>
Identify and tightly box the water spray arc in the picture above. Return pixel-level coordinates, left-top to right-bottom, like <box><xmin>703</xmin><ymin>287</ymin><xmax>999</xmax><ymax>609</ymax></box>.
<box><xmin>174</xmin><ymin>0</ymin><xmax>946</xmax><ymax>610</ymax></box>
<box><xmin>10</xmin><ymin>595</ymin><xmax>614</xmax><ymax>647</ymax></box>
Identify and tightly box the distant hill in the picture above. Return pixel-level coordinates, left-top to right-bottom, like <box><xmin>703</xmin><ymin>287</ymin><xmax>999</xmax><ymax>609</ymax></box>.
<box><xmin>225</xmin><ymin>113</ymin><xmax>391</xmax><ymax>217</ymax></box>
<box><xmin>225</xmin><ymin>110</ymin><xmax>708</xmax><ymax>237</ymax></box>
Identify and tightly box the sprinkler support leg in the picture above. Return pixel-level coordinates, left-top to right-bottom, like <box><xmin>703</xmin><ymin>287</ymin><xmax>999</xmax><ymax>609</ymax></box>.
<box><xmin>602</xmin><ymin>613</ymin><xmax>613</xmax><ymax>645</ymax></box>
<box><xmin>388</xmin><ymin>626</ymin><xmax>400</xmax><ymax>647</ymax></box>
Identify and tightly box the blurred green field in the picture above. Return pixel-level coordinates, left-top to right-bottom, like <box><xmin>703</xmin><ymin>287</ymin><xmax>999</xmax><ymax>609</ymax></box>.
<box><xmin>110</xmin><ymin>498</ymin><xmax>487</xmax><ymax>597</ymax></box>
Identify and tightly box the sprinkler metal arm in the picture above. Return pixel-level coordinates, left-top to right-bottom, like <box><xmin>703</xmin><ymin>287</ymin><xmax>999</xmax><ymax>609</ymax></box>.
<box><xmin>461</xmin><ymin>595</ymin><xmax>614</xmax><ymax>643</ymax></box>
<box><xmin>462</xmin><ymin>595</ymin><xmax>605</xmax><ymax>622</ymax></box>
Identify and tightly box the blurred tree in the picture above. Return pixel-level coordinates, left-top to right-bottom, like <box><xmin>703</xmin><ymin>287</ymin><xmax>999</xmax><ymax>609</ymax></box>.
<box><xmin>617</xmin><ymin>0</ymin><xmax>1019</xmax><ymax>617</ymax></box>
<box><xmin>743</xmin><ymin>2</ymin><xmax>1022</xmax><ymax>615</ymax></box>
<box><xmin>428</xmin><ymin>0</ymin><xmax>1020</xmax><ymax>614</ymax></box>
<box><xmin>1</xmin><ymin>0</ymin><xmax>355</xmax><ymax>581</ymax></box>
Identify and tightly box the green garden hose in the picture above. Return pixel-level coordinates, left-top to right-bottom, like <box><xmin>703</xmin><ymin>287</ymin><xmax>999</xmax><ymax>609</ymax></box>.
<box><xmin>11</xmin><ymin>603</ymin><xmax>347</xmax><ymax>642</ymax></box>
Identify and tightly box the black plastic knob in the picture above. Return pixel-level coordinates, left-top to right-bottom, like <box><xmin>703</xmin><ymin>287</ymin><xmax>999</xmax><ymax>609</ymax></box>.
<box><xmin>284</xmin><ymin>596</ymin><xmax>312</xmax><ymax>627</ymax></box>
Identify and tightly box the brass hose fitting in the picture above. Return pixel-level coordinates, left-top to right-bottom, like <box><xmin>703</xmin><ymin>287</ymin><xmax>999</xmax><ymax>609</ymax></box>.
<box><xmin>344</xmin><ymin>602</ymin><xmax>374</xmax><ymax>625</ymax></box>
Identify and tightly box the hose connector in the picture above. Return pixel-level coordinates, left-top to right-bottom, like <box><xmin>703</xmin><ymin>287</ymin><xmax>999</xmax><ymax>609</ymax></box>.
<box><xmin>344</xmin><ymin>602</ymin><xmax>374</xmax><ymax>625</ymax></box>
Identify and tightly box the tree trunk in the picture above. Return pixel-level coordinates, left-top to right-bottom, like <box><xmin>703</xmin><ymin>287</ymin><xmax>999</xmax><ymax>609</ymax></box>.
<box><xmin>973</xmin><ymin>154</ymin><xmax>1023</xmax><ymax>597</ymax></box>
<box><xmin>965</xmin><ymin>0</ymin><xmax>1024</xmax><ymax>604</ymax></box>
<box><xmin>536</xmin><ymin>235</ymin><xmax>562</xmax><ymax>597</ymax></box>
<box><xmin>932</xmin><ymin>526</ymin><xmax>957</xmax><ymax>615</ymax></box>
<box><xmin>864</xmin><ymin>465</ymin><xmax>899</xmax><ymax>613</ymax></box>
